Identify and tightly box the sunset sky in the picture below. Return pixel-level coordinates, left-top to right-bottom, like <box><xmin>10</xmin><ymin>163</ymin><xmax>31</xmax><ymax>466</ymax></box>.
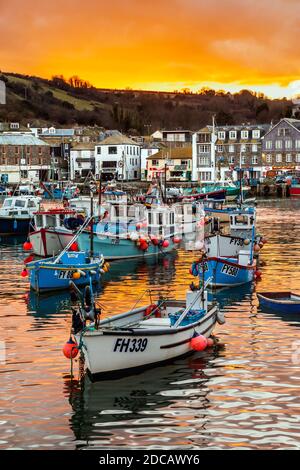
<box><xmin>1</xmin><ymin>0</ymin><xmax>299</xmax><ymax>98</ymax></box>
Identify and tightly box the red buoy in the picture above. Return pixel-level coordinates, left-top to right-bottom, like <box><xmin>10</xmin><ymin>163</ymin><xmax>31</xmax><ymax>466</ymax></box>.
<box><xmin>140</xmin><ymin>241</ymin><xmax>149</xmax><ymax>251</ymax></box>
<box><xmin>173</xmin><ymin>236</ymin><xmax>181</xmax><ymax>244</ymax></box>
<box><xmin>162</xmin><ymin>240</ymin><xmax>169</xmax><ymax>248</ymax></box>
<box><xmin>190</xmin><ymin>335</ymin><xmax>208</xmax><ymax>351</ymax></box>
<box><xmin>150</xmin><ymin>235</ymin><xmax>159</xmax><ymax>246</ymax></box>
<box><xmin>23</xmin><ymin>241</ymin><xmax>33</xmax><ymax>251</ymax></box>
<box><xmin>69</xmin><ymin>242</ymin><xmax>79</xmax><ymax>252</ymax></box>
<box><xmin>63</xmin><ymin>338</ymin><xmax>79</xmax><ymax>359</ymax></box>
<box><xmin>206</xmin><ymin>337</ymin><xmax>214</xmax><ymax>348</ymax></box>
<box><xmin>21</xmin><ymin>268</ymin><xmax>28</xmax><ymax>278</ymax></box>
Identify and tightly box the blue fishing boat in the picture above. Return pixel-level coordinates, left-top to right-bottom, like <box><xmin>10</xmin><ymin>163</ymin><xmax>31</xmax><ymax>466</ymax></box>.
<box><xmin>0</xmin><ymin>196</ymin><xmax>41</xmax><ymax>235</ymax></box>
<box><xmin>198</xmin><ymin>254</ymin><xmax>256</xmax><ymax>287</ymax></box>
<box><xmin>26</xmin><ymin>251</ymin><xmax>105</xmax><ymax>292</ymax></box>
<box><xmin>257</xmin><ymin>292</ymin><xmax>300</xmax><ymax>314</ymax></box>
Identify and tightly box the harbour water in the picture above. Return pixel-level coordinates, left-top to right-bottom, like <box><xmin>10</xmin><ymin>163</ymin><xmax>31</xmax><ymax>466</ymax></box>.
<box><xmin>0</xmin><ymin>199</ymin><xmax>300</xmax><ymax>450</ymax></box>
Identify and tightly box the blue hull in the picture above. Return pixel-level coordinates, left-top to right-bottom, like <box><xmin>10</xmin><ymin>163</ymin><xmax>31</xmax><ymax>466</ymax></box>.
<box><xmin>200</xmin><ymin>257</ymin><xmax>255</xmax><ymax>287</ymax></box>
<box><xmin>27</xmin><ymin>252</ymin><xmax>102</xmax><ymax>292</ymax></box>
<box><xmin>0</xmin><ymin>217</ymin><xmax>31</xmax><ymax>235</ymax></box>
<box><xmin>258</xmin><ymin>294</ymin><xmax>300</xmax><ymax>314</ymax></box>
<box><xmin>78</xmin><ymin>232</ymin><xmax>176</xmax><ymax>260</ymax></box>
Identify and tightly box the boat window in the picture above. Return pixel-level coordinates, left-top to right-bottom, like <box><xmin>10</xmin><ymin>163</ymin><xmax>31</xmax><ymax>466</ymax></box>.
<box><xmin>15</xmin><ymin>200</ymin><xmax>26</xmax><ymax>208</ymax></box>
<box><xmin>170</xmin><ymin>212</ymin><xmax>175</xmax><ymax>224</ymax></box>
<box><xmin>235</xmin><ymin>215</ymin><xmax>248</xmax><ymax>225</ymax></box>
<box><xmin>3</xmin><ymin>199</ymin><xmax>12</xmax><ymax>207</ymax></box>
<box><xmin>45</xmin><ymin>215</ymin><xmax>55</xmax><ymax>227</ymax></box>
<box><xmin>35</xmin><ymin>215</ymin><xmax>43</xmax><ymax>227</ymax></box>
<box><xmin>158</xmin><ymin>213</ymin><xmax>163</xmax><ymax>226</ymax></box>
<box><xmin>148</xmin><ymin>212</ymin><xmax>152</xmax><ymax>225</ymax></box>
<box><xmin>28</xmin><ymin>200</ymin><xmax>37</xmax><ymax>208</ymax></box>
<box><xmin>21</xmin><ymin>211</ymin><xmax>28</xmax><ymax>215</ymax></box>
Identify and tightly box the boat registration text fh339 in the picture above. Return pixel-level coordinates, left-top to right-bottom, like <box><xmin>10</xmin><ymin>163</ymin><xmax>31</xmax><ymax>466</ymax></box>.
<box><xmin>113</xmin><ymin>337</ymin><xmax>148</xmax><ymax>353</ymax></box>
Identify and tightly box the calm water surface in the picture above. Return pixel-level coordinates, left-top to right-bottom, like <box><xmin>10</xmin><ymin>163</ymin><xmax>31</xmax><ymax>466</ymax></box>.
<box><xmin>0</xmin><ymin>199</ymin><xmax>300</xmax><ymax>450</ymax></box>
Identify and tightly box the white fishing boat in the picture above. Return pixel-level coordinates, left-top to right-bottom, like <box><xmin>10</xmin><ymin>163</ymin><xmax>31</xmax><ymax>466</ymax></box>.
<box><xmin>29</xmin><ymin>208</ymin><xmax>85</xmax><ymax>257</ymax></box>
<box><xmin>0</xmin><ymin>195</ymin><xmax>41</xmax><ymax>235</ymax></box>
<box><xmin>71</xmin><ymin>280</ymin><xmax>224</xmax><ymax>378</ymax></box>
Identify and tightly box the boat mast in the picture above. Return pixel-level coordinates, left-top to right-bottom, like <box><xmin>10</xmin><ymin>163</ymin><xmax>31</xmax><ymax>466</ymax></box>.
<box><xmin>211</xmin><ymin>115</ymin><xmax>216</xmax><ymax>183</ymax></box>
<box><xmin>239</xmin><ymin>145</ymin><xmax>243</xmax><ymax>205</ymax></box>
<box><xmin>90</xmin><ymin>188</ymin><xmax>94</xmax><ymax>257</ymax></box>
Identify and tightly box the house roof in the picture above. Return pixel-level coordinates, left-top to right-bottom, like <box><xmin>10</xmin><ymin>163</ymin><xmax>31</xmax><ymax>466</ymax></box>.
<box><xmin>262</xmin><ymin>118</ymin><xmax>300</xmax><ymax>138</ymax></box>
<box><xmin>0</xmin><ymin>134</ymin><xmax>49</xmax><ymax>146</ymax></box>
<box><xmin>71</xmin><ymin>143</ymin><xmax>96</xmax><ymax>150</ymax></box>
<box><xmin>97</xmin><ymin>134</ymin><xmax>139</xmax><ymax>146</ymax></box>
<box><xmin>146</xmin><ymin>145</ymin><xmax>192</xmax><ymax>160</ymax></box>
<box><xmin>40</xmin><ymin>129</ymin><xmax>75</xmax><ymax>137</ymax></box>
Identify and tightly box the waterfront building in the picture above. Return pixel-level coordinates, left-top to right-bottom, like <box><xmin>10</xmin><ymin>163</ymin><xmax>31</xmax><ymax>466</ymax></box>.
<box><xmin>262</xmin><ymin>118</ymin><xmax>300</xmax><ymax>173</ymax></box>
<box><xmin>70</xmin><ymin>143</ymin><xmax>95</xmax><ymax>181</ymax></box>
<box><xmin>146</xmin><ymin>146</ymin><xmax>192</xmax><ymax>182</ymax></box>
<box><xmin>0</xmin><ymin>133</ymin><xmax>51</xmax><ymax>184</ymax></box>
<box><xmin>95</xmin><ymin>133</ymin><xmax>141</xmax><ymax>181</ymax></box>
<box><xmin>192</xmin><ymin>124</ymin><xmax>269</xmax><ymax>182</ymax></box>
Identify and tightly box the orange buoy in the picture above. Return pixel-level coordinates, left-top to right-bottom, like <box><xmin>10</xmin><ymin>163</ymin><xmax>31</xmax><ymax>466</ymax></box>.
<box><xmin>190</xmin><ymin>335</ymin><xmax>208</xmax><ymax>351</ymax></box>
<box><xmin>63</xmin><ymin>338</ymin><xmax>79</xmax><ymax>359</ymax></box>
<box><xmin>72</xmin><ymin>271</ymin><xmax>81</xmax><ymax>280</ymax></box>
<box><xmin>23</xmin><ymin>241</ymin><xmax>33</xmax><ymax>251</ymax></box>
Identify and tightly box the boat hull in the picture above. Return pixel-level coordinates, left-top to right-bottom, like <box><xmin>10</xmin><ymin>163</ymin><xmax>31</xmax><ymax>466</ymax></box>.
<box><xmin>27</xmin><ymin>252</ymin><xmax>102</xmax><ymax>292</ymax></box>
<box><xmin>201</xmin><ymin>257</ymin><xmax>255</xmax><ymax>287</ymax></box>
<box><xmin>29</xmin><ymin>228</ymin><xmax>74</xmax><ymax>257</ymax></box>
<box><xmin>289</xmin><ymin>185</ymin><xmax>300</xmax><ymax>197</ymax></box>
<box><xmin>258</xmin><ymin>292</ymin><xmax>300</xmax><ymax>314</ymax></box>
<box><xmin>78</xmin><ymin>232</ymin><xmax>176</xmax><ymax>260</ymax></box>
<box><xmin>0</xmin><ymin>216</ymin><xmax>31</xmax><ymax>235</ymax></box>
<box><xmin>76</xmin><ymin>305</ymin><xmax>218</xmax><ymax>378</ymax></box>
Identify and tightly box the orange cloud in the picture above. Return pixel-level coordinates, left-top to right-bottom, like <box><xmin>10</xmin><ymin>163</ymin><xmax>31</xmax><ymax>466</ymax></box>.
<box><xmin>0</xmin><ymin>0</ymin><xmax>299</xmax><ymax>97</ymax></box>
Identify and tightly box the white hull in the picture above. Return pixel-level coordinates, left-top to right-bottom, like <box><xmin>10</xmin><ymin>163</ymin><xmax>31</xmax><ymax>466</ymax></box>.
<box><xmin>30</xmin><ymin>229</ymin><xmax>74</xmax><ymax>257</ymax></box>
<box><xmin>76</xmin><ymin>304</ymin><xmax>219</xmax><ymax>377</ymax></box>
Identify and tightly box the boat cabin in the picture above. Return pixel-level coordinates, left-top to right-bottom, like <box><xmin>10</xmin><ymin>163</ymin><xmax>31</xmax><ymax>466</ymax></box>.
<box><xmin>146</xmin><ymin>206</ymin><xmax>176</xmax><ymax>238</ymax></box>
<box><xmin>0</xmin><ymin>196</ymin><xmax>41</xmax><ymax>218</ymax></box>
<box><xmin>229</xmin><ymin>208</ymin><xmax>256</xmax><ymax>238</ymax></box>
<box><xmin>33</xmin><ymin>208</ymin><xmax>78</xmax><ymax>230</ymax></box>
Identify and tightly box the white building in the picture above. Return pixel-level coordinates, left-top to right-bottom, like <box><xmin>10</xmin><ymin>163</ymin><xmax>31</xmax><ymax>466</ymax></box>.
<box><xmin>95</xmin><ymin>134</ymin><xmax>141</xmax><ymax>181</ymax></box>
<box><xmin>70</xmin><ymin>143</ymin><xmax>95</xmax><ymax>180</ymax></box>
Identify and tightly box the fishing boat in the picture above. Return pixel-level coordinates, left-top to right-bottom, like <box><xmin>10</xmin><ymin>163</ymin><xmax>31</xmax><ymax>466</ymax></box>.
<box><xmin>40</xmin><ymin>181</ymin><xmax>79</xmax><ymax>200</ymax></box>
<box><xmin>198</xmin><ymin>253</ymin><xmax>256</xmax><ymax>288</ymax></box>
<box><xmin>78</xmin><ymin>205</ymin><xmax>179</xmax><ymax>260</ymax></box>
<box><xmin>257</xmin><ymin>292</ymin><xmax>300</xmax><ymax>314</ymax></box>
<box><xmin>29</xmin><ymin>208</ymin><xmax>85</xmax><ymax>257</ymax></box>
<box><xmin>26</xmin><ymin>251</ymin><xmax>104</xmax><ymax>292</ymax></box>
<box><xmin>0</xmin><ymin>196</ymin><xmax>41</xmax><ymax>235</ymax></box>
<box><xmin>71</xmin><ymin>279</ymin><xmax>224</xmax><ymax>378</ymax></box>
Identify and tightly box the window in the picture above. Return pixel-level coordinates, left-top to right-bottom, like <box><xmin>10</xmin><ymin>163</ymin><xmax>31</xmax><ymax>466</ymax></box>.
<box><xmin>108</xmin><ymin>146</ymin><xmax>117</xmax><ymax>154</ymax></box>
<box><xmin>275</xmin><ymin>140</ymin><xmax>282</xmax><ymax>149</ymax></box>
<box><xmin>241</xmin><ymin>144</ymin><xmax>246</xmax><ymax>153</ymax></box>
<box><xmin>252</xmin><ymin>155</ymin><xmax>258</xmax><ymax>164</ymax></box>
<box><xmin>286</xmin><ymin>154</ymin><xmax>292</xmax><ymax>163</ymax></box>
<box><xmin>38</xmin><ymin>147</ymin><xmax>42</xmax><ymax>155</ymax></box>
<box><xmin>229</xmin><ymin>131</ymin><xmax>237</xmax><ymax>140</ymax></box>
<box><xmin>152</xmin><ymin>160</ymin><xmax>159</xmax><ymax>166</ymax></box>
<box><xmin>229</xmin><ymin>156</ymin><xmax>235</xmax><ymax>164</ymax></box>
<box><xmin>266</xmin><ymin>155</ymin><xmax>272</xmax><ymax>163</ymax></box>
<box><xmin>97</xmin><ymin>147</ymin><xmax>101</xmax><ymax>154</ymax></box>
<box><xmin>26</xmin><ymin>147</ymin><xmax>30</xmax><ymax>154</ymax></box>
<box><xmin>276</xmin><ymin>154</ymin><xmax>282</xmax><ymax>162</ymax></box>
<box><xmin>285</xmin><ymin>140</ymin><xmax>292</xmax><ymax>149</ymax></box>
<box><xmin>296</xmin><ymin>154</ymin><xmax>300</xmax><ymax>163</ymax></box>
<box><xmin>278</xmin><ymin>128</ymin><xmax>290</xmax><ymax>137</ymax></box>
<box><xmin>216</xmin><ymin>145</ymin><xmax>223</xmax><ymax>152</ymax></box>
<box><xmin>20</xmin><ymin>170</ymin><xmax>28</xmax><ymax>178</ymax></box>
<box><xmin>198</xmin><ymin>144</ymin><xmax>210</xmax><ymax>153</ymax></box>
<box><xmin>218</xmin><ymin>131</ymin><xmax>225</xmax><ymax>140</ymax></box>
<box><xmin>252</xmin><ymin>144</ymin><xmax>258</xmax><ymax>152</ymax></box>
<box><xmin>229</xmin><ymin>145</ymin><xmax>235</xmax><ymax>153</ymax></box>
<box><xmin>266</xmin><ymin>140</ymin><xmax>272</xmax><ymax>150</ymax></box>
<box><xmin>241</xmin><ymin>130</ymin><xmax>249</xmax><ymax>139</ymax></box>
<box><xmin>241</xmin><ymin>156</ymin><xmax>246</xmax><ymax>164</ymax></box>
<box><xmin>15</xmin><ymin>147</ymin><xmax>19</xmax><ymax>154</ymax></box>
<box><xmin>295</xmin><ymin>140</ymin><xmax>300</xmax><ymax>149</ymax></box>
<box><xmin>10</xmin><ymin>122</ymin><xmax>20</xmax><ymax>129</ymax></box>
<box><xmin>199</xmin><ymin>171</ymin><xmax>212</xmax><ymax>181</ymax></box>
<box><xmin>252</xmin><ymin>130</ymin><xmax>260</xmax><ymax>139</ymax></box>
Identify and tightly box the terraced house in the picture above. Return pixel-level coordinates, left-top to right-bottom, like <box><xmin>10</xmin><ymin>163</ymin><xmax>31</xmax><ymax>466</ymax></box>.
<box><xmin>0</xmin><ymin>133</ymin><xmax>51</xmax><ymax>184</ymax></box>
<box><xmin>192</xmin><ymin>124</ymin><xmax>270</xmax><ymax>183</ymax></box>
<box><xmin>262</xmin><ymin>118</ymin><xmax>300</xmax><ymax>172</ymax></box>
<box><xmin>146</xmin><ymin>146</ymin><xmax>192</xmax><ymax>182</ymax></box>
